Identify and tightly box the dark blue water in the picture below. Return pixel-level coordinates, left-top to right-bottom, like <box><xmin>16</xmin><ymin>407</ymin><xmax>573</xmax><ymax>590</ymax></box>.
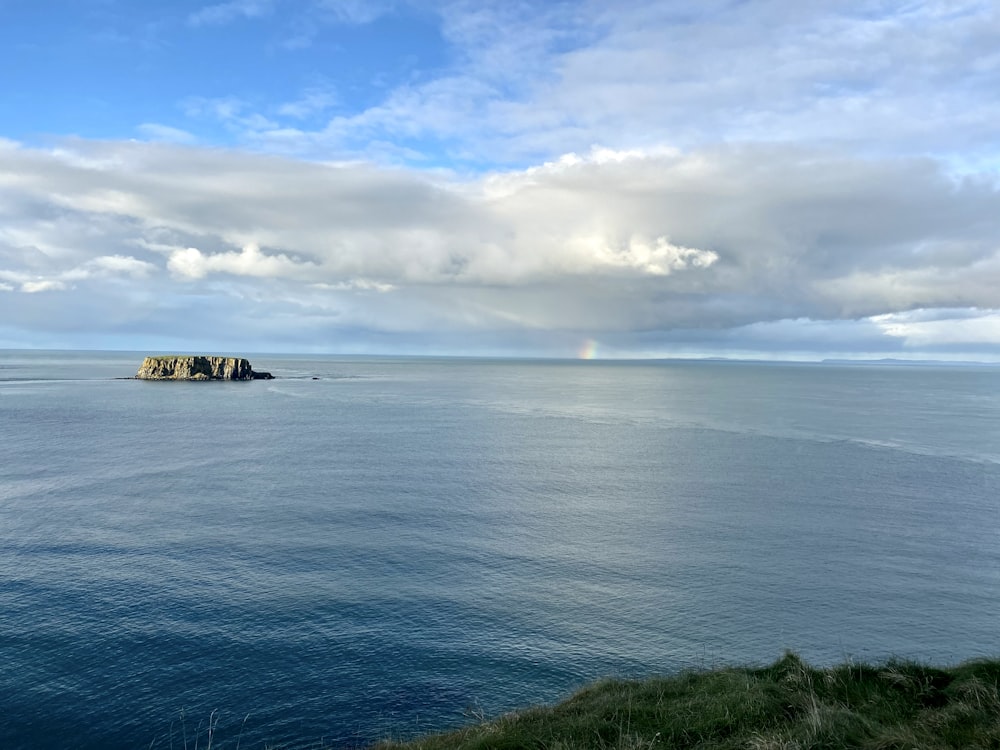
<box><xmin>2</xmin><ymin>351</ymin><xmax>998</xmax><ymax>749</ymax></box>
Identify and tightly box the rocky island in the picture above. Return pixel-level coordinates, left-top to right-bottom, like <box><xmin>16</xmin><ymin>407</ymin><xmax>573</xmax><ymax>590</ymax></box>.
<box><xmin>135</xmin><ymin>355</ymin><xmax>273</xmax><ymax>381</ymax></box>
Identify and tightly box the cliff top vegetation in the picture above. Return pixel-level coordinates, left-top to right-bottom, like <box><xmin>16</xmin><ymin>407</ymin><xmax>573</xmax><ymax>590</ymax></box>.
<box><xmin>373</xmin><ymin>652</ymin><xmax>1000</xmax><ymax>750</ymax></box>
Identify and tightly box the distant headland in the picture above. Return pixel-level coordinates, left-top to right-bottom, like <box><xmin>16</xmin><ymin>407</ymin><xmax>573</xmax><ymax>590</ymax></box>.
<box><xmin>135</xmin><ymin>355</ymin><xmax>273</xmax><ymax>381</ymax></box>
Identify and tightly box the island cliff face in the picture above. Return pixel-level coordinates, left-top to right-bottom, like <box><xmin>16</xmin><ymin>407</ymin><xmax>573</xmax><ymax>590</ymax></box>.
<box><xmin>135</xmin><ymin>356</ymin><xmax>273</xmax><ymax>381</ymax></box>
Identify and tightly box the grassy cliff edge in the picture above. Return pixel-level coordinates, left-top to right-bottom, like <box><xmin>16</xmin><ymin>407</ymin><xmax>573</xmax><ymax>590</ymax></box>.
<box><xmin>374</xmin><ymin>652</ymin><xmax>1000</xmax><ymax>750</ymax></box>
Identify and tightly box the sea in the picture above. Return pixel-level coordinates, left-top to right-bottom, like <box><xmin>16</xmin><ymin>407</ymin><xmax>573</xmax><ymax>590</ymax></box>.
<box><xmin>1</xmin><ymin>350</ymin><xmax>998</xmax><ymax>749</ymax></box>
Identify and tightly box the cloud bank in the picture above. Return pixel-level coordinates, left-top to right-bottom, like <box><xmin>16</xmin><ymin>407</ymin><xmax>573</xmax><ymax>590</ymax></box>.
<box><xmin>2</xmin><ymin>139</ymin><xmax>999</xmax><ymax>357</ymax></box>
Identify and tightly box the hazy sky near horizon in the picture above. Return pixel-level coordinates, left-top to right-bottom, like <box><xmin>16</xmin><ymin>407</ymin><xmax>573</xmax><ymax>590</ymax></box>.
<box><xmin>2</xmin><ymin>0</ymin><xmax>1000</xmax><ymax>358</ymax></box>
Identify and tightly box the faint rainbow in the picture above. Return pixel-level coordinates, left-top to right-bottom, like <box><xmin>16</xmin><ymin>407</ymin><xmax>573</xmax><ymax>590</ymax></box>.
<box><xmin>578</xmin><ymin>339</ymin><xmax>599</xmax><ymax>360</ymax></box>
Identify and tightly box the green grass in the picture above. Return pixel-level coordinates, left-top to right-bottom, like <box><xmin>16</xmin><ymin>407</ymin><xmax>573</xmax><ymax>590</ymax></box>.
<box><xmin>374</xmin><ymin>653</ymin><xmax>1000</xmax><ymax>750</ymax></box>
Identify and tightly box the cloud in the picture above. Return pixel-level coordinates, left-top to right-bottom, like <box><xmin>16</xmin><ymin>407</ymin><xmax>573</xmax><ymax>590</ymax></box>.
<box><xmin>872</xmin><ymin>308</ymin><xmax>1000</xmax><ymax>348</ymax></box>
<box><xmin>21</xmin><ymin>280</ymin><xmax>67</xmax><ymax>293</ymax></box>
<box><xmin>313</xmin><ymin>0</ymin><xmax>395</xmax><ymax>25</ymax></box>
<box><xmin>188</xmin><ymin>0</ymin><xmax>274</xmax><ymax>27</ymax></box>
<box><xmin>167</xmin><ymin>243</ymin><xmax>315</xmax><ymax>279</ymax></box>
<box><xmin>183</xmin><ymin>97</ymin><xmax>280</xmax><ymax>136</ymax></box>
<box><xmin>87</xmin><ymin>255</ymin><xmax>158</xmax><ymax>278</ymax></box>
<box><xmin>0</xmin><ymin>253</ymin><xmax>157</xmax><ymax>295</ymax></box>
<box><xmin>276</xmin><ymin>88</ymin><xmax>339</xmax><ymax>120</ymax></box>
<box><xmin>137</xmin><ymin>123</ymin><xmax>199</xmax><ymax>144</ymax></box>
<box><xmin>2</xmin><ymin>138</ymin><xmax>1000</xmax><ymax>356</ymax></box>
<box><xmin>584</xmin><ymin>236</ymin><xmax>718</xmax><ymax>277</ymax></box>
<box><xmin>200</xmin><ymin>1</ymin><xmax>998</xmax><ymax>170</ymax></box>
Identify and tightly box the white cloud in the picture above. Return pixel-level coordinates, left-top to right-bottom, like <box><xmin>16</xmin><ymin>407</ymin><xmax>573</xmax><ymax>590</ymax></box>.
<box><xmin>188</xmin><ymin>0</ymin><xmax>274</xmax><ymax>27</ymax></box>
<box><xmin>137</xmin><ymin>123</ymin><xmax>198</xmax><ymax>144</ymax></box>
<box><xmin>88</xmin><ymin>255</ymin><xmax>158</xmax><ymax>278</ymax></box>
<box><xmin>314</xmin><ymin>0</ymin><xmax>394</xmax><ymax>25</ymax></box>
<box><xmin>167</xmin><ymin>243</ymin><xmax>315</xmax><ymax>279</ymax></box>
<box><xmin>570</xmin><ymin>235</ymin><xmax>717</xmax><ymax>277</ymax></box>
<box><xmin>276</xmin><ymin>88</ymin><xmax>339</xmax><ymax>120</ymax></box>
<box><xmin>204</xmin><ymin>1</ymin><xmax>998</xmax><ymax>170</ymax></box>
<box><xmin>312</xmin><ymin>279</ymin><xmax>395</xmax><ymax>292</ymax></box>
<box><xmin>21</xmin><ymin>280</ymin><xmax>67</xmax><ymax>293</ymax></box>
<box><xmin>871</xmin><ymin>308</ymin><xmax>1000</xmax><ymax>347</ymax></box>
<box><xmin>0</xmin><ymin>250</ymin><xmax>157</xmax><ymax>299</ymax></box>
<box><xmin>183</xmin><ymin>97</ymin><xmax>281</xmax><ymax>136</ymax></box>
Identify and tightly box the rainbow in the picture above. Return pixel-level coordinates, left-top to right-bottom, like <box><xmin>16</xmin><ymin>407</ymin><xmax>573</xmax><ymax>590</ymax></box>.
<box><xmin>578</xmin><ymin>339</ymin><xmax>599</xmax><ymax>360</ymax></box>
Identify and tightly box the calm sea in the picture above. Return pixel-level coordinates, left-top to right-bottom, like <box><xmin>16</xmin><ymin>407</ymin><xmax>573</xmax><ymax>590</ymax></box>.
<box><xmin>1</xmin><ymin>351</ymin><xmax>998</xmax><ymax>749</ymax></box>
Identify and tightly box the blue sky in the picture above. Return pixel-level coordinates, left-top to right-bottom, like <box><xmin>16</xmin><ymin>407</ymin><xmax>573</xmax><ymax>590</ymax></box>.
<box><xmin>2</xmin><ymin>0</ymin><xmax>1000</xmax><ymax>358</ymax></box>
<box><xmin>4</xmin><ymin>2</ymin><xmax>451</xmax><ymax>150</ymax></box>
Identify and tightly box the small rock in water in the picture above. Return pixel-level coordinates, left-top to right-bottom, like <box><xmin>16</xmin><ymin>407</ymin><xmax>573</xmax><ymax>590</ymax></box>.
<box><xmin>135</xmin><ymin>355</ymin><xmax>272</xmax><ymax>381</ymax></box>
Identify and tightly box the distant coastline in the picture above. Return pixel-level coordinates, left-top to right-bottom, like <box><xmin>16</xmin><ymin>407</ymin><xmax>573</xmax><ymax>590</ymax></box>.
<box><xmin>819</xmin><ymin>357</ymin><xmax>1000</xmax><ymax>367</ymax></box>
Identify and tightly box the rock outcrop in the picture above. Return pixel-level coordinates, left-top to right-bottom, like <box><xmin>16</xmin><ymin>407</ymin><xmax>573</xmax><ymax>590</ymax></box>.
<box><xmin>135</xmin><ymin>356</ymin><xmax>274</xmax><ymax>381</ymax></box>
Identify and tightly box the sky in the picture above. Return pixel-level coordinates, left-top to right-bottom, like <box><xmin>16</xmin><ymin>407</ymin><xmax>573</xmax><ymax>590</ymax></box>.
<box><xmin>2</xmin><ymin>0</ymin><xmax>1000</xmax><ymax>359</ymax></box>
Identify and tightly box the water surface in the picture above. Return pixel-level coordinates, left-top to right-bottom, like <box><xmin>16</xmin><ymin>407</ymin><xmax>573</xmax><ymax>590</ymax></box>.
<box><xmin>1</xmin><ymin>351</ymin><xmax>998</xmax><ymax>748</ymax></box>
